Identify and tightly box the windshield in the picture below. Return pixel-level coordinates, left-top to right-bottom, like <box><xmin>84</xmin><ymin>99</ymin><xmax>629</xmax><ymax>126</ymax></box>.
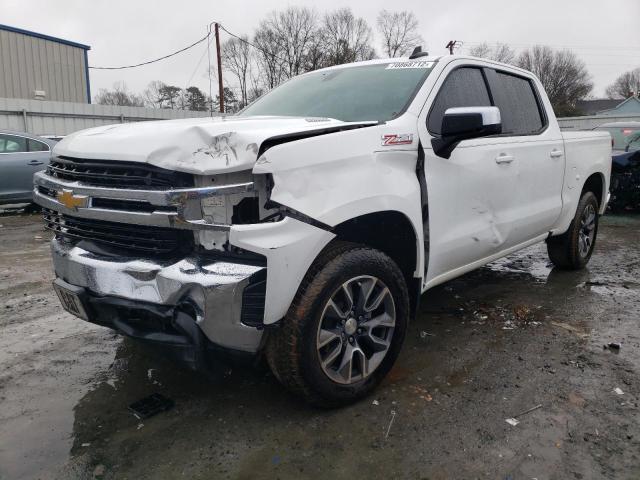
<box><xmin>597</xmin><ymin>126</ymin><xmax>640</xmax><ymax>151</ymax></box>
<box><xmin>241</xmin><ymin>61</ymin><xmax>436</xmax><ymax>122</ymax></box>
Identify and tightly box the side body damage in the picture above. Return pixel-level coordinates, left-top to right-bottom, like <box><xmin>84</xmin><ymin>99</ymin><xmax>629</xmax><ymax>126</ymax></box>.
<box><xmin>247</xmin><ymin>120</ymin><xmax>425</xmax><ymax>324</ymax></box>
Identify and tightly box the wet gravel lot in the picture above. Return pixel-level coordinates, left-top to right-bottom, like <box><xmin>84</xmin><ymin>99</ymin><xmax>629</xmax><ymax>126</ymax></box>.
<box><xmin>1</xmin><ymin>210</ymin><xmax>639</xmax><ymax>480</ymax></box>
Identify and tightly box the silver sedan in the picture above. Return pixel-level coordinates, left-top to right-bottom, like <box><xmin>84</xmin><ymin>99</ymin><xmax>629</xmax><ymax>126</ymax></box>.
<box><xmin>0</xmin><ymin>130</ymin><xmax>58</xmax><ymax>206</ymax></box>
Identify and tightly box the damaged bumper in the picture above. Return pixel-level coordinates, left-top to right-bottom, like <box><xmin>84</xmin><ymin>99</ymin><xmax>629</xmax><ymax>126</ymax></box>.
<box><xmin>49</xmin><ymin>216</ymin><xmax>335</xmax><ymax>361</ymax></box>
<box><xmin>51</xmin><ymin>238</ymin><xmax>266</xmax><ymax>354</ymax></box>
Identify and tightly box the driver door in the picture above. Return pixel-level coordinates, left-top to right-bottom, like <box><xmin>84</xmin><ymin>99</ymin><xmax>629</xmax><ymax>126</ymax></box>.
<box><xmin>417</xmin><ymin>64</ymin><xmax>520</xmax><ymax>286</ymax></box>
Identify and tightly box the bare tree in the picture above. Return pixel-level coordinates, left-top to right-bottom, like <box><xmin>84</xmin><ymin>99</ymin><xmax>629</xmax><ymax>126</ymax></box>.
<box><xmin>253</xmin><ymin>23</ymin><xmax>285</xmax><ymax>89</ymax></box>
<box><xmin>468</xmin><ymin>42</ymin><xmax>516</xmax><ymax>64</ymax></box>
<box><xmin>142</xmin><ymin>81</ymin><xmax>184</xmax><ymax>109</ymax></box>
<box><xmin>94</xmin><ymin>82</ymin><xmax>144</xmax><ymax>107</ymax></box>
<box><xmin>322</xmin><ymin>8</ymin><xmax>375</xmax><ymax>66</ymax></box>
<box><xmin>274</xmin><ymin>7</ymin><xmax>319</xmax><ymax>77</ymax></box>
<box><xmin>606</xmin><ymin>68</ymin><xmax>640</xmax><ymax>99</ymax></box>
<box><xmin>376</xmin><ymin>10</ymin><xmax>423</xmax><ymax>58</ymax></box>
<box><xmin>247</xmin><ymin>72</ymin><xmax>265</xmax><ymax>104</ymax></box>
<box><xmin>222</xmin><ymin>36</ymin><xmax>252</xmax><ymax>108</ymax></box>
<box><xmin>143</xmin><ymin>81</ymin><xmax>167</xmax><ymax>108</ymax></box>
<box><xmin>517</xmin><ymin>45</ymin><xmax>592</xmax><ymax>116</ymax></box>
<box><xmin>253</xmin><ymin>6</ymin><xmax>320</xmax><ymax>90</ymax></box>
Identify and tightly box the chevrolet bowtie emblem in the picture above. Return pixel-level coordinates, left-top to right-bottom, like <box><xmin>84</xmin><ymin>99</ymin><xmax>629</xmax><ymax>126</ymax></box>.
<box><xmin>56</xmin><ymin>189</ymin><xmax>89</xmax><ymax>210</ymax></box>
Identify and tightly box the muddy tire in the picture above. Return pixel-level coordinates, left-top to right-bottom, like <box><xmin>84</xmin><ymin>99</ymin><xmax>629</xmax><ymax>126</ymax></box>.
<box><xmin>547</xmin><ymin>191</ymin><xmax>599</xmax><ymax>270</ymax></box>
<box><xmin>266</xmin><ymin>241</ymin><xmax>409</xmax><ymax>407</ymax></box>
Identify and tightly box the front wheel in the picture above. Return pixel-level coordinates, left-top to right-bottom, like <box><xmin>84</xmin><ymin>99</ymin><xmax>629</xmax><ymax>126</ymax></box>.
<box><xmin>547</xmin><ymin>191</ymin><xmax>599</xmax><ymax>270</ymax></box>
<box><xmin>266</xmin><ymin>241</ymin><xmax>409</xmax><ymax>407</ymax></box>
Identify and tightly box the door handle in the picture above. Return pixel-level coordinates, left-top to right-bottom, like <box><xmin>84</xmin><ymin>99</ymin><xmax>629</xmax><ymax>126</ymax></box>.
<box><xmin>550</xmin><ymin>149</ymin><xmax>564</xmax><ymax>158</ymax></box>
<box><xmin>28</xmin><ymin>160</ymin><xmax>44</xmax><ymax>165</ymax></box>
<box><xmin>495</xmin><ymin>154</ymin><xmax>514</xmax><ymax>164</ymax></box>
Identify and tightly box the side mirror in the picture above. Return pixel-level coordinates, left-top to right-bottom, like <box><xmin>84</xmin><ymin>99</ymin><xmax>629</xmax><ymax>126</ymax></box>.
<box><xmin>431</xmin><ymin>106</ymin><xmax>502</xmax><ymax>159</ymax></box>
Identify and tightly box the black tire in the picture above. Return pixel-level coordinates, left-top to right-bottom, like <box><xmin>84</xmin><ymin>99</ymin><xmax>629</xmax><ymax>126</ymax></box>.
<box><xmin>266</xmin><ymin>241</ymin><xmax>409</xmax><ymax>407</ymax></box>
<box><xmin>547</xmin><ymin>191</ymin><xmax>599</xmax><ymax>270</ymax></box>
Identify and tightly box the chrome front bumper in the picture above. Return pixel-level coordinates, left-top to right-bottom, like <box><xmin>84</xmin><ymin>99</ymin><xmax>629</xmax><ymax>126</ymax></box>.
<box><xmin>51</xmin><ymin>238</ymin><xmax>265</xmax><ymax>353</ymax></box>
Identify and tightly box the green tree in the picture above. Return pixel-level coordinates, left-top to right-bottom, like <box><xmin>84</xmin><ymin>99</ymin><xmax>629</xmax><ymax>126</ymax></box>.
<box><xmin>158</xmin><ymin>85</ymin><xmax>182</xmax><ymax>109</ymax></box>
<box><xmin>215</xmin><ymin>87</ymin><xmax>238</xmax><ymax>113</ymax></box>
<box><xmin>183</xmin><ymin>86</ymin><xmax>208</xmax><ymax>111</ymax></box>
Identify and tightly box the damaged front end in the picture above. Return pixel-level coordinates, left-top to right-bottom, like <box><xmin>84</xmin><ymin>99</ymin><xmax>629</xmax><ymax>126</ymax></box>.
<box><xmin>34</xmin><ymin>153</ymin><xmax>334</xmax><ymax>368</ymax></box>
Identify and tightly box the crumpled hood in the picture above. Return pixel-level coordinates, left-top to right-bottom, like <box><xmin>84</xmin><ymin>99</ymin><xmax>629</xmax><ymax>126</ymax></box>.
<box><xmin>54</xmin><ymin>115</ymin><xmax>372</xmax><ymax>175</ymax></box>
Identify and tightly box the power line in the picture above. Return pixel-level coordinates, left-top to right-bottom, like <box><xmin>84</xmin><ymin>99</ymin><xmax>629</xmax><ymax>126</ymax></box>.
<box><xmin>218</xmin><ymin>23</ymin><xmax>289</xmax><ymax>64</ymax></box>
<box><xmin>89</xmin><ymin>33</ymin><xmax>210</xmax><ymax>70</ymax></box>
<box><xmin>184</xmin><ymin>33</ymin><xmax>212</xmax><ymax>90</ymax></box>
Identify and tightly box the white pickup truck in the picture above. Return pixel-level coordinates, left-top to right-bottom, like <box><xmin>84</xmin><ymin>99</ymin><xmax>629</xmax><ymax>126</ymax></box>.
<box><xmin>35</xmin><ymin>54</ymin><xmax>611</xmax><ymax>406</ymax></box>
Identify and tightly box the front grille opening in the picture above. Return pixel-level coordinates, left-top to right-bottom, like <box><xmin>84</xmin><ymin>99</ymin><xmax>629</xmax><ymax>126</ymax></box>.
<box><xmin>47</xmin><ymin>156</ymin><xmax>194</xmax><ymax>189</ymax></box>
<box><xmin>232</xmin><ymin>197</ymin><xmax>260</xmax><ymax>225</ymax></box>
<box><xmin>43</xmin><ymin>208</ymin><xmax>192</xmax><ymax>257</ymax></box>
<box><xmin>241</xmin><ymin>269</ymin><xmax>266</xmax><ymax>327</ymax></box>
<box><xmin>91</xmin><ymin>197</ymin><xmax>169</xmax><ymax>213</ymax></box>
<box><xmin>39</xmin><ymin>185</ymin><xmax>175</xmax><ymax>214</ymax></box>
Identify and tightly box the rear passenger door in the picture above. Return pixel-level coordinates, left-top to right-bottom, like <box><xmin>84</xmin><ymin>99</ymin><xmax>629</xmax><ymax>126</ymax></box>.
<box><xmin>484</xmin><ymin>69</ymin><xmax>564</xmax><ymax>243</ymax></box>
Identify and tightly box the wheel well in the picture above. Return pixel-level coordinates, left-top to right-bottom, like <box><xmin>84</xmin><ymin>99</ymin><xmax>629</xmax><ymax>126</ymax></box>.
<box><xmin>582</xmin><ymin>173</ymin><xmax>605</xmax><ymax>208</ymax></box>
<box><xmin>333</xmin><ymin>211</ymin><xmax>420</xmax><ymax>315</ymax></box>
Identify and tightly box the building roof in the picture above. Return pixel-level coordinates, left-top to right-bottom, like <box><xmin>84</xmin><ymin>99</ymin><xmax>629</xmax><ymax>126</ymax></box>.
<box><xmin>575</xmin><ymin>99</ymin><xmax>621</xmax><ymax>116</ymax></box>
<box><xmin>0</xmin><ymin>24</ymin><xmax>90</xmax><ymax>50</ymax></box>
<box><xmin>598</xmin><ymin>96</ymin><xmax>640</xmax><ymax>115</ymax></box>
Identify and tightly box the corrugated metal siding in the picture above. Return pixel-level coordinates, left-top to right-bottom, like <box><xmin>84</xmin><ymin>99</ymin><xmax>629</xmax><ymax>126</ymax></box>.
<box><xmin>0</xmin><ymin>29</ymin><xmax>88</xmax><ymax>103</ymax></box>
<box><xmin>0</xmin><ymin>97</ymin><xmax>215</xmax><ymax>136</ymax></box>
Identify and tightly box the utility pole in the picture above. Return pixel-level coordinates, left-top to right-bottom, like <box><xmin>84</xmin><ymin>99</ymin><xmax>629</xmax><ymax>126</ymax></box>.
<box><xmin>445</xmin><ymin>40</ymin><xmax>462</xmax><ymax>55</ymax></box>
<box><xmin>215</xmin><ymin>23</ymin><xmax>224</xmax><ymax>113</ymax></box>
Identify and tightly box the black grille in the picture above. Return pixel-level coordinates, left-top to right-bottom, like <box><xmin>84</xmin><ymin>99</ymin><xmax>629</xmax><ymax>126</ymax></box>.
<box><xmin>43</xmin><ymin>209</ymin><xmax>192</xmax><ymax>255</ymax></box>
<box><xmin>241</xmin><ymin>270</ymin><xmax>266</xmax><ymax>327</ymax></box>
<box><xmin>47</xmin><ymin>156</ymin><xmax>194</xmax><ymax>189</ymax></box>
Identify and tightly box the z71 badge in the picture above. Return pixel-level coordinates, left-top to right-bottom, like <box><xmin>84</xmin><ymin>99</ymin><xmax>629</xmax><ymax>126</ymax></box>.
<box><xmin>381</xmin><ymin>134</ymin><xmax>414</xmax><ymax>146</ymax></box>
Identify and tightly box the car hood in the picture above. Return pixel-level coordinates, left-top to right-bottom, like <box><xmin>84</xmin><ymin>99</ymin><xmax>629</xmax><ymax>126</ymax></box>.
<box><xmin>53</xmin><ymin>115</ymin><xmax>375</xmax><ymax>175</ymax></box>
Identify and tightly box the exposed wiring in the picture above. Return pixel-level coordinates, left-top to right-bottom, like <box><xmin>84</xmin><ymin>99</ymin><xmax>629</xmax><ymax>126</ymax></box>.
<box><xmin>89</xmin><ymin>33</ymin><xmax>210</xmax><ymax>70</ymax></box>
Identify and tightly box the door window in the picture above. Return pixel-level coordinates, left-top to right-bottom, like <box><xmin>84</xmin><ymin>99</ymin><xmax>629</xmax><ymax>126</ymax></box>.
<box><xmin>491</xmin><ymin>72</ymin><xmax>545</xmax><ymax>135</ymax></box>
<box><xmin>28</xmin><ymin>139</ymin><xmax>50</xmax><ymax>152</ymax></box>
<box><xmin>427</xmin><ymin>67</ymin><xmax>492</xmax><ymax>135</ymax></box>
<box><xmin>0</xmin><ymin>135</ymin><xmax>27</xmax><ymax>153</ymax></box>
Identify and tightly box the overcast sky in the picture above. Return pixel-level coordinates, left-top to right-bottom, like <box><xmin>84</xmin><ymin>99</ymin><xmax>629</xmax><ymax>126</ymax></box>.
<box><xmin>4</xmin><ymin>0</ymin><xmax>640</xmax><ymax>100</ymax></box>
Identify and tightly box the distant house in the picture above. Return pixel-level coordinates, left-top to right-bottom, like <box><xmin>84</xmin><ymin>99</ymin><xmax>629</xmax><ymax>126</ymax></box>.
<box><xmin>575</xmin><ymin>97</ymin><xmax>640</xmax><ymax>116</ymax></box>
<box><xmin>597</xmin><ymin>96</ymin><xmax>640</xmax><ymax>116</ymax></box>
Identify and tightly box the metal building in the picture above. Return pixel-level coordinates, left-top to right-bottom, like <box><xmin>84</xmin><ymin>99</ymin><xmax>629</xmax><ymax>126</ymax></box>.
<box><xmin>0</xmin><ymin>24</ymin><xmax>91</xmax><ymax>104</ymax></box>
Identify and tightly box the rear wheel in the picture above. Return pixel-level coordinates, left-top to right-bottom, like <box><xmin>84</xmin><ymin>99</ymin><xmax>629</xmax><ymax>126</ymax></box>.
<box><xmin>266</xmin><ymin>241</ymin><xmax>409</xmax><ymax>407</ymax></box>
<box><xmin>547</xmin><ymin>191</ymin><xmax>599</xmax><ymax>270</ymax></box>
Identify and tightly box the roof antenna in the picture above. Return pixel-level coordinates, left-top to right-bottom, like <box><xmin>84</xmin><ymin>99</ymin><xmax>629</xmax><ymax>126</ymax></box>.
<box><xmin>409</xmin><ymin>46</ymin><xmax>429</xmax><ymax>59</ymax></box>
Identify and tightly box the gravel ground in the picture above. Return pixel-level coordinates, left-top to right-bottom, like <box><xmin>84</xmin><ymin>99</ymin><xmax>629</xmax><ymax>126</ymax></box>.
<box><xmin>0</xmin><ymin>210</ymin><xmax>639</xmax><ymax>480</ymax></box>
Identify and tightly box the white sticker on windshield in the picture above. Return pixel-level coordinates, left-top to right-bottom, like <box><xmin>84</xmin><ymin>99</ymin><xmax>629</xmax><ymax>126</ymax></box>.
<box><xmin>386</xmin><ymin>61</ymin><xmax>434</xmax><ymax>69</ymax></box>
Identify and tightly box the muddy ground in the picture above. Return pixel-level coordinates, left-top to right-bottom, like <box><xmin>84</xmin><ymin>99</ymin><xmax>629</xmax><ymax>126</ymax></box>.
<box><xmin>0</xmin><ymin>210</ymin><xmax>639</xmax><ymax>480</ymax></box>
